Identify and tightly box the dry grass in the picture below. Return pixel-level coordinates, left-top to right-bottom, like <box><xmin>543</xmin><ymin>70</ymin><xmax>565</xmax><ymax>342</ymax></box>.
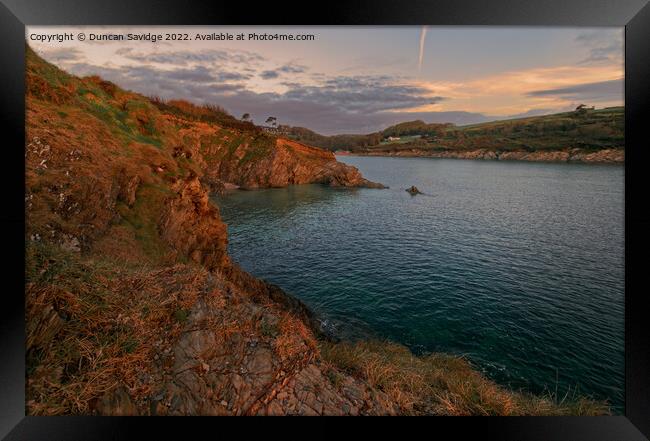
<box><xmin>273</xmin><ymin>311</ymin><xmax>319</xmax><ymax>364</ymax></box>
<box><xmin>320</xmin><ymin>340</ymin><xmax>610</xmax><ymax>416</ymax></box>
<box><xmin>25</xmin><ymin>242</ymin><xmax>211</xmax><ymax>415</ymax></box>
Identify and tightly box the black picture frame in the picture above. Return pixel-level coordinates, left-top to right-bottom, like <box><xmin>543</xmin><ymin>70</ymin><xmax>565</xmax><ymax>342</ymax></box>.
<box><xmin>1</xmin><ymin>0</ymin><xmax>648</xmax><ymax>439</ymax></box>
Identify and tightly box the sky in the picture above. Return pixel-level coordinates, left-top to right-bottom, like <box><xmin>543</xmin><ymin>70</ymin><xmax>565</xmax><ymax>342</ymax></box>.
<box><xmin>26</xmin><ymin>26</ymin><xmax>624</xmax><ymax>135</ymax></box>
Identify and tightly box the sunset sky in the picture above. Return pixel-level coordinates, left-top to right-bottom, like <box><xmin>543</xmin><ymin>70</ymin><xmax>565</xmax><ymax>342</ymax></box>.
<box><xmin>27</xmin><ymin>26</ymin><xmax>624</xmax><ymax>134</ymax></box>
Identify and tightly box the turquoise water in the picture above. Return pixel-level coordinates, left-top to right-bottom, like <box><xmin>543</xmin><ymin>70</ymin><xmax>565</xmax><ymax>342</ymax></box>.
<box><xmin>213</xmin><ymin>156</ymin><xmax>624</xmax><ymax>412</ymax></box>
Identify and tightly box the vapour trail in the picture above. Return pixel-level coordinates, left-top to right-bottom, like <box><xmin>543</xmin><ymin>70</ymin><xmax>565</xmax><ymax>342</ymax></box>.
<box><xmin>418</xmin><ymin>26</ymin><xmax>428</xmax><ymax>72</ymax></box>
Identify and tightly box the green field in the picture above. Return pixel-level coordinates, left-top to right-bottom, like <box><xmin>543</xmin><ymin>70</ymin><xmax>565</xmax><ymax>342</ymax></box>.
<box><xmin>379</xmin><ymin>135</ymin><xmax>422</xmax><ymax>145</ymax></box>
<box><xmin>285</xmin><ymin>106</ymin><xmax>624</xmax><ymax>153</ymax></box>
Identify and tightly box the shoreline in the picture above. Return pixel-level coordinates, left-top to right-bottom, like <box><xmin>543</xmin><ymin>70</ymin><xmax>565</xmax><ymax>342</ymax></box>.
<box><xmin>335</xmin><ymin>148</ymin><xmax>624</xmax><ymax>164</ymax></box>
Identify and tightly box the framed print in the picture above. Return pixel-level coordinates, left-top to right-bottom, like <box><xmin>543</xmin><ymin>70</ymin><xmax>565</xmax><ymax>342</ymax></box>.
<box><xmin>1</xmin><ymin>0</ymin><xmax>649</xmax><ymax>439</ymax></box>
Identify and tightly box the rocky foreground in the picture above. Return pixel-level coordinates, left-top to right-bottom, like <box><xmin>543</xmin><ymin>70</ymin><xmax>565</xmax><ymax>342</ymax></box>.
<box><xmin>103</xmin><ymin>265</ymin><xmax>398</xmax><ymax>416</ymax></box>
<box><xmin>25</xmin><ymin>46</ymin><xmax>608</xmax><ymax>416</ymax></box>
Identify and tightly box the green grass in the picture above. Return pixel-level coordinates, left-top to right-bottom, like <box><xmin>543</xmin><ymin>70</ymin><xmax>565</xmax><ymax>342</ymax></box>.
<box><xmin>121</xmin><ymin>338</ymin><xmax>139</xmax><ymax>354</ymax></box>
<box><xmin>239</xmin><ymin>134</ymin><xmax>275</xmax><ymax>165</ymax></box>
<box><xmin>227</xmin><ymin>134</ymin><xmax>246</xmax><ymax>156</ymax></box>
<box><xmin>27</xmin><ymin>241</ymin><xmax>120</xmax><ymax>290</ymax></box>
<box><xmin>27</xmin><ymin>46</ymin><xmax>74</xmax><ymax>88</ymax></box>
<box><xmin>259</xmin><ymin>319</ymin><xmax>279</xmax><ymax>337</ymax></box>
<box><xmin>173</xmin><ymin>309</ymin><xmax>190</xmax><ymax>324</ymax></box>
<box><xmin>75</xmin><ymin>93</ymin><xmax>164</xmax><ymax>149</ymax></box>
<box><xmin>116</xmin><ymin>183</ymin><xmax>173</xmax><ymax>263</ymax></box>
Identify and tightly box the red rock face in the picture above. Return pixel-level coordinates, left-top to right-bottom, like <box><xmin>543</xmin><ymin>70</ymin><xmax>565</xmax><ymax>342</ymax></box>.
<box><xmin>154</xmin><ymin>136</ymin><xmax>386</xmax><ymax>272</ymax></box>
<box><xmin>210</xmin><ymin>138</ymin><xmax>385</xmax><ymax>189</ymax></box>
<box><xmin>159</xmin><ymin>176</ymin><xmax>230</xmax><ymax>271</ymax></box>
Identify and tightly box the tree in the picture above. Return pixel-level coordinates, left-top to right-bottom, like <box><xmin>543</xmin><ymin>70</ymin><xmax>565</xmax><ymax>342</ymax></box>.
<box><xmin>265</xmin><ymin>116</ymin><xmax>277</xmax><ymax>127</ymax></box>
<box><xmin>241</xmin><ymin>113</ymin><xmax>251</xmax><ymax>121</ymax></box>
<box><xmin>574</xmin><ymin>104</ymin><xmax>590</xmax><ymax>116</ymax></box>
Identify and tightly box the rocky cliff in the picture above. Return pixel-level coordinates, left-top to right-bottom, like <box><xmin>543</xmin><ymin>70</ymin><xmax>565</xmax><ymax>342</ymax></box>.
<box><xmin>25</xmin><ymin>46</ymin><xmax>608</xmax><ymax>416</ymax></box>
<box><xmin>201</xmin><ymin>136</ymin><xmax>385</xmax><ymax>189</ymax></box>
<box><xmin>24</xmin><ymin>46</ymin><xmax>395</xmax><ymax>416</ymax></box>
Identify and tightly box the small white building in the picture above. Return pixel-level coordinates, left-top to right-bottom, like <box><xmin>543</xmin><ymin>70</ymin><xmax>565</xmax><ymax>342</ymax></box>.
<box><xmin>260</xmin><ymin>126</ymin><xmax>285</xmax><ymax>135</ymax></box>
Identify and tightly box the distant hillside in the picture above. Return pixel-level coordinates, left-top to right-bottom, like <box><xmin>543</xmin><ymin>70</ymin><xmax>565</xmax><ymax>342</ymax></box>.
<box><xmin>415</xmin><ymin>107</ymin><xmax>623</xmax><ymax>152</ymax></box>
<box><xmin>281</xmin><ymin>126</ymin><xmax>383</xmax><ymax>150</ymax></box>
<box><xmin>381</xmin><ymin>120</ymin><xmax>455</xmax><ymax>138</ymax></box>
<box><xmin>285</xmin><ymin>107</ymin><xmax>624</xmax><ymax>161</ymax></box>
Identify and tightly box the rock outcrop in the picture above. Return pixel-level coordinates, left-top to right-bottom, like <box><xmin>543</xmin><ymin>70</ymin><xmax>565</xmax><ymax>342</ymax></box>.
<box><xmin>406</xmin><ymin>185</ymin><xmax>422</xmax><ymax>195</ymax></box>
<box><xmin>159</xmin><ymin>175</ymin><xmax>230</xmax><ymax>271</ymax></box>
<box><xmin>202</xmin><ymin>137</ymin><xmax>385</xmax><ymax>190</ymax></box>
<box><xmin>140</xmin><ymin>278</ymin><xmax>397</xmax><ymax>416</ymax></box>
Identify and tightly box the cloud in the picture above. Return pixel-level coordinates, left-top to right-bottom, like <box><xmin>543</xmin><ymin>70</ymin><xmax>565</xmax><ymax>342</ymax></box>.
<box><xmin>202</xmin><ymin>74</ymin><xmax>447</xmax><ymax>133</ymax></box>
<box><xmin>411</xmin><ymin>62</ymin><xmax>624</xmax><ymax>115</ymax></box>
<box><xmin>37</xmin><ymin>53</ymin><xmax>613</xmax><ymax>134</ymax></box>
<box><xmin>36</xmin><ymin>32</ymin><xmax>623</xmax><ymax>135</ymax></box>
<box><xmin>205</xmin><ymin>94</ymin><xmax>460</xmax><ymax>134</ymax></box>
<box><xmin>575</xmin><ymin>30</ymin><xmax>623</xmax><ymax>65</ymax></box>
<box><xmin>340</xmin><ymin>55</ymin><xmax>411</xmax><ymax>73</ymax></box>
<box><xmin>36</xmin><ymin>47</ymin><xmax>85</xmax><ymax>63</ymax></box>
<box><xmin>65</xmin><ymin>62</ymin><xmax>248</xmax><ymax>99</ymax></box>
<box><xmin>215</xmin><ymin>71</ymin><xmax>253</xmax><ymax>81</ymax></box>
<box><xmin>165</xmin><ymin>66</ymin><xmax>218</xmax><ymax>82</ymax></box>
<box><xmin>115</xmin><ymin>48</ymin><xmax>265</xmax><ymax>66</ymax></box>
<box><xmin>281</xmin><ymin>75</ymin><xmax>445</xmax><ymax>113</ymax></box>
<box><xmin>278</xmin><ymin>63</ymin><xmax>307</xmax><ymax>74</ymax></box>
<box><xmin>280</xmin><ymin>81</ymin><xmax>303</xmax><ymax>88</ymax></box>
<box><xmin>67</xmin><ymin>53</ymin><xmax>616</xmax><ymax>134</ymax></box>
<box><xmin>62</xmin><ymin>59</ymin><xmax>448</xmax><ymax>133</ymax></box>
<box><xmin>259</xmin><ymin>63</ymin><xmax>308</xmax><ymax>79</ymax></box>
<box><xmin>260</xmin><ymin>70</ymin><xmax>280</xmax><ymax>79</ymax></box>
<box><xmin>505</xmin><ymin>108</ymin><xmax>558</xmax><ymax>118</ymax></box>
<box><xmin>526</xmin><ymin>79</ymin><xmax>623</xmax><ymax>103</ymax></box>
<box><xmin>55</xmin><ymin>53</ymin><xmax>624</xmax><ymax>133</ymax></box>
<box><xmin>580</xmin><ymin>42</ymin><xmax>622</xmax><ymax>65</ymax></box>
<box><xmin>162</xmin><ymin>66</ymin><xmax>252</xmax><ymax>83</ymax></box>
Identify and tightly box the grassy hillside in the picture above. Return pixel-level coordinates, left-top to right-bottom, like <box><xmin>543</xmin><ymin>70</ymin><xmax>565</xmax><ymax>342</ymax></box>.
<box><xmin>282</xmin><ymin>126</ymin><xmax>383</xmax><ymax>150</ymax></box>
<box><xmin>380</xmin><ymin>107</ymin><xmax>623</xmax><ymax>153</ymax></box>
<box><xmin>381</xmin><ymin>120</ymin><xmax>454</xmax><ymax>138</ymax></box>
<box><xmin>285</xmin><ymin>107</ymin><xmax>624</xmax><ymax>153</ymax></box>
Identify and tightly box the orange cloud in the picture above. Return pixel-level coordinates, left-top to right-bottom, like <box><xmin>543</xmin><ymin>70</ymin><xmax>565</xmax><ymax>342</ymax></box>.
<box><xmin>408</xmin><ymin>63</ymin><xmax>624</xmax><ymax>115</ymax></box>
